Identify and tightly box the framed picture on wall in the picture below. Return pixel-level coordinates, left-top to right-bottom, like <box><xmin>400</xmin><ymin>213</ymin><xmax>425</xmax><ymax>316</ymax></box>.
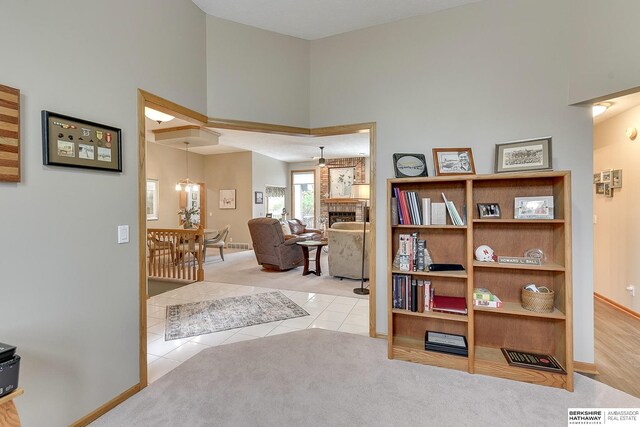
<box><xmin>255</xmin><ymin>191</ymin><xmax>264</xmax><ymax>204</ymax></box>
<box><xmin>329</xmin><ymin>167</ymin><xmax>355</xmax><ymax>198</ymax></box>
<box><xmin>220</xmin><ymin>189</ymin><xmax>236</xmax><ymax>209</ymax></box>
<box><xmin>42</xmin><ymin>110</ymin><xmax>122</xmax><ymax>172</ymax></box>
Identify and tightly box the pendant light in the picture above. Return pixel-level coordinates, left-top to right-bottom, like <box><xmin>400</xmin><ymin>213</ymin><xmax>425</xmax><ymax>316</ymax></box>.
<box><xmin>318</xmin><ymin>146</ymin><xmax>326</xmax><ymax>168</ymax></box>
<box><xmin>145</xmin><ymin>107</ymin><xmax>175</xmax><ymax>124</ymax></box>
<box><xmin>175</xmin><ymin>142</ymin><xmax>198</xmax><ymax>192</ymax></box>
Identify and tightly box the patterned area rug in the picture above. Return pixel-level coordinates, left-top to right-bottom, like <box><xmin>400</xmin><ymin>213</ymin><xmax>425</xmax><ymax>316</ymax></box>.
<box><xmin>165</xmin><ymin>291</ymin><xmax>309</xmax><ymax>340</ymax></box>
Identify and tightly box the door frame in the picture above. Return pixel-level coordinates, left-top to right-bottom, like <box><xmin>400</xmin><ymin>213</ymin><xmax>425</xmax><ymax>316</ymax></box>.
<box><xmin>138</xmin><ymin>92</ymin><xmax>378</xmax><ymax>389</ymax></box>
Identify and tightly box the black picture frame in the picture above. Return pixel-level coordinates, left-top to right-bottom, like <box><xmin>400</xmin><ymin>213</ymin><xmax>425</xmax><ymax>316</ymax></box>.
<box><xmin>393</xmin><ymin>153</ymin><xmax>428</xmax><ymax>178</ymax></box>
<box><xmin>477</xmin><ymin>203</ymin><xmax>501</xmax><ymax>219</ymax></box>
<box><xmin>42</xmin><ymin>110</ymin><xmax>122</xmax><ymax>172</ymax></box>
<box><xmin>255</xmin><ymin>191</ymin><xmax>264</xmax><ymax>204</ymax></box>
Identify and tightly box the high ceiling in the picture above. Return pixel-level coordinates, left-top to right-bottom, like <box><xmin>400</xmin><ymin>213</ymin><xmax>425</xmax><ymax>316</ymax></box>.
<box><xmin>192</xmin><ymin>0</ymin><xmax>481</xmax><ymax>40</ymax></box>
<box><xmin>145</xmin><ymin>117</ymin><xmax>369</xmax><ymax>163</ymax></box>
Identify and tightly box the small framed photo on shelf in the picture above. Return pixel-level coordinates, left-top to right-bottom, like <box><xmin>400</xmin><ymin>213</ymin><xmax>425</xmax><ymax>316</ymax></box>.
<box><xmin>477</xmin><ymin>203</ymin><xmax>501</xmax><ymax>219</ymax></box>
<box><xmin>392</xmin><ymin>153</ymin><xmax>428</xmax><ymax>178</ymax></box>
<box><xmin>42</xmin><ymin>110</ymin><xmax>122</xmax><ymax>172</ymax></box>
<box><xmin>514</xmin><ymin>196</ymin><xmax>554</xmax><ymax>219</ymax></box>
<box><xmin>494</xmin><ymin>137</ymin><xmax>552</xmax><ymax>173</ymax></box>
<box><xmin>432</xmin><ymin>148</ymin><xmax>475</xmax><ymax>176</ymax></box>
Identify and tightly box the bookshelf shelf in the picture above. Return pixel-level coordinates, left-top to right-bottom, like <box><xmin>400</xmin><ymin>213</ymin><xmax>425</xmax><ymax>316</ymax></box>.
<box><xmin>393</xmin><ymin>224</ymin><xmax>467</xmax><ymax>229</ymax></box>
<box><xmin>472</xmin><ymin>301</ymin><xmax>565</xmax><ymax>320</ymax></box>
<box><xmin>472</xmin><ymin>261</ymin><xmax>565</xmax><ymax>272</ymax></box>
<box><xmin>391</xmin><ymin>269</ymin><xmax>468</xmax><ymax>279</ymax></box>
<box><xmin>392</xmin><ymin>308</ymin><xmax>469</xmax><ymax>322</ymax></box>
<box><xmin>388</xmin><ymin>171</ymin><xmax>573</xmax><ymax>391</ymax></box>
<box><xmin>473</xmin><ymin>219</ymin><xmax>564</xmax><ymax>224</ymax></box>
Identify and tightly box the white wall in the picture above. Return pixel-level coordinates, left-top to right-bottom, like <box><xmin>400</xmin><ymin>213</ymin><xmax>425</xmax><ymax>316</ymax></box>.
<box><xmin>252</xmin><ymin>152</ymin><xmax>289</xmax><ymax>218</ymax></box>
<box><xmin>309</xmin><ymin>0</ymin><xmax>597</xmax><ymax>362</ymax></box>
<box><xmin>0</xmin><ymin>1</ymin><xmax>206</xmax><ymax>425</ymax></box>
<box><xmin>147</xmin><ymin>143</ymin><xmax>205</xmax><ymax>229</ymax></box>
<box><xmin>568</xmin><ymin>0</ymin><xmax>640</xmax><ymax>105</ymax></box>
<box><xmin>594</xmin><ymin>105</ymin><xmax>640</xmax><ymax>313</ymax></box>
<box><xmin>206</xmin><ymin>16</ymin><xmax>310</xmax><ymax>127</ymax></box>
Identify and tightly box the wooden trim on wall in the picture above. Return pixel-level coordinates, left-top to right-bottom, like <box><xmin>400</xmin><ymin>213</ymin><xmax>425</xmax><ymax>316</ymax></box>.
<box><xmin>71</xmin><ymin>383</ymin><xmax>140</xmax><ymax>427</ymax></box>
<box><xmin>140</xmin><ymin>89</ymin><xmax>208</xmax><ymax>125</ymax></box>
<box><xmin>207</xmin><ymin>117</ymin><xmax>310</xmax><ymax>136</ymax></box>
<box><xmin>312</xmin><ymin>122</ymin><xmax>376</xmax><ymax>337</ymax></box>
<box><xmin>594</xmin><ymin>292</ymin><xmax>640</xmax><ymax>320</ymax></box>
<box><xmin>573</xmin><ymin>361</ymin><xmax>599</xmax><ymax>375</ymax></box>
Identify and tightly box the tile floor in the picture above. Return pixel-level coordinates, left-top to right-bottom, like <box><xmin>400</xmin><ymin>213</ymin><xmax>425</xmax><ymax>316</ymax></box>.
<box><xmin>146</xmin><ymin>281</ymin><xmax>370</xmax><ymax>383</ymax></box>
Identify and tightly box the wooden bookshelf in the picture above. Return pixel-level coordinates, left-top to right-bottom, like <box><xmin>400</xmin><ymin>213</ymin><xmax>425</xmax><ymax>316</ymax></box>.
<box><xmin>388</xmin><ymin>171</ymin><xmax>573</xmax><ymax>391</ymax></box>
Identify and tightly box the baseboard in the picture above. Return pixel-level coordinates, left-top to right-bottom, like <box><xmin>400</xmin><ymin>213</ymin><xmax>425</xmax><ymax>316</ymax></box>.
<box><xmin>573</xmin><ymin>361</ymin><xmax>599</xmax><ymax>375</ymax></box>
<box><xmin>594</xmin><ymin>292</ymin><xmax>640</xmax><ymax>320</ymax></box>
<box><xmin>227</xmin><ymin>242</ymin><xmax>251</xmax><ymax>250</ymax></box>
<box><xmin>70</xmin><ymin>383</ymin><xmax>140</xmax><ymax>427</ymax></box>
<box><xmin>374</xmin><ymin>333</ymin><xmax>388</xmax><ymax>339</ymax></box>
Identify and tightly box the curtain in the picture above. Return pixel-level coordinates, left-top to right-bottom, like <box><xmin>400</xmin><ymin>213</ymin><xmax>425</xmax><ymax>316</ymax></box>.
<box><xmin>265</xmin><ymin>185</ymin><xmax>286</xmax><ymax>197</ymax></box>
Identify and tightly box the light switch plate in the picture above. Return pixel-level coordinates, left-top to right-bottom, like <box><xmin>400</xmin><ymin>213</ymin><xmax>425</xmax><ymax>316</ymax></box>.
<box><xmin>118</xmin><ymin>225</ymin><xmax>129</xmax><ymax>244</ymax></box>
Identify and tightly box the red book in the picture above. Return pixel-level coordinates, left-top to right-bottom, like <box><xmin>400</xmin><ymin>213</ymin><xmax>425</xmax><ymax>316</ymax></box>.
<box><xmin>432</xmin><ymin>295</ymin><xmax>467</xmax><ymax>315</ymax></box>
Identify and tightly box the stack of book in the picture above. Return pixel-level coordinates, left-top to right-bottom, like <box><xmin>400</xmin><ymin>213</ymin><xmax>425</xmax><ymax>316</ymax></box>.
<box><xmin>473</xmin><ymin>288</ymin><xmax>503</xmax><ymax>308</ymax></box>
<box><xmin>392</xmin><ymin>274</ymin><xmax>433</xmax><ymax>312</ymax></box>
<box><xmin>432</xmin><ymin>295</ymin><xmax>467</xmax><ymax>315</ymax></box>
<box><xmin>397</xmin><ymin>233</ymin><xmax>432</xmax><ymax>272</ymax></box>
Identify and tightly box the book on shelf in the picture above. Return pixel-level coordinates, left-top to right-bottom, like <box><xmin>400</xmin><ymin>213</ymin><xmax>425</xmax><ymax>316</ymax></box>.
<box><xmin>441</xmin><ymin>192</ymin><xmax>463</xmax><ymax>226</ymax></box>
<box><xmin>398</xmin><ymin>234</ymin><xmax>411</xmax><ymax>271</ymax></box>
<box><xmin>501</xmin><ymin>348</ymin><xmax>566</xmax><ymax>374</ymax></box>
<box><xmin>390</xmin><ymin>197</ymin><xmax>399</xmax><ymax>226</ymax></box>
<box><xmin>422</xmin><ymin>198</ymin><xmax>431</xmax><ymax>225</ymax></box>
<box><xmin>473</xmin><ymin>297</ymin><xmax>502</xmax><ymax>308</ymax></box>
<box><xmin>393</xmin><ymin>188</ymin><xmax>426</xmax><ymax>225</ymax></box>
<box><xmin>398</xmin><ymin>234</ymin><xmax>431</xmax><ymax>272</ymax></box>
<box><xmin>425</xmin><ymin>331</ymin><xmax>468</xmax><ymax>357</ymax></box>
<box><xmin>392</xmin><ymin>275</ymin><xmax>431</xmax><ymax>313</ymax></box>
<box><xmin>432</xmin><ymin>295</ymin><xmax>467</xmax><ymax>315</ymax></box>
<box><xmin>431</xmin><ymin>202</ymin><xmax>447</xmax><ymax>225</ymax></box>
<box><xmin>473</xmin><ymin>288</ymin><xmax>500</xmax><ymax>301</ymax></box>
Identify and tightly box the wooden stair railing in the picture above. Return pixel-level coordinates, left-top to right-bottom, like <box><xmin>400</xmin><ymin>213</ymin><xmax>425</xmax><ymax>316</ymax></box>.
<box><xmin>147</xmin><ymin>228</ymin><xmax>204</xmax><ymax>282</ymax></box>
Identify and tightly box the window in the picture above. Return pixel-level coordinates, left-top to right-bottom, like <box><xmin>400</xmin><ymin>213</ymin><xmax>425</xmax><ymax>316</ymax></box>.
<box><xmin>265</xmin><ymin>186</ymin><xmax>286</xmax><ymax>220</ymax></box>
<box><xmin>292</xmin><ymin>171</ymin><xmax>315</xmax><ymax>227</ymax></box>
<box><xmin>146</xmin><ymin>179</ymin><xmax>159</xmax><ymax>221</ymax></box>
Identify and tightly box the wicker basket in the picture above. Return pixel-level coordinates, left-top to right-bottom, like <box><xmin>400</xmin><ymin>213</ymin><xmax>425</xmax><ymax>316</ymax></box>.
<box><xmin>521</xmin><ymin>286</ymin><xmax>554</xmax><ymax>313</ymax></box>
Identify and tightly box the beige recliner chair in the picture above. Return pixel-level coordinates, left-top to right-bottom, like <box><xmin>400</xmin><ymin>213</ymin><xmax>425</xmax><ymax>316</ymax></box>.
<box><xmin>248</xmin><ymin>218</ymin><xmax>305</xmax><ymax>271</ymax></box>
<box><xmin>328</xmin><ymin>222</ymin><xmax>370</xmax><ymax>279</ymax></box>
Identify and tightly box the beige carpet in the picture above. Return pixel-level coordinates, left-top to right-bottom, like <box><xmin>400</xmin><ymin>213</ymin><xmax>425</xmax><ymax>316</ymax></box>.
<box><xmin>93</xmin><ymin>329</ymin><xmax>640</xmax><ymax>426</ymax></box>
<box><xmin>202</xmin><ymin>249</ymin><xmax>369</xmax><ymax>299</ymax></box>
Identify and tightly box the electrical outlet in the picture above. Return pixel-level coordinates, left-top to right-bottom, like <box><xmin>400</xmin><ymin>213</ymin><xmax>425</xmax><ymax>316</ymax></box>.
<box><xmin>626</xmin><ymin>285</ymin><xmax>635</xmax><ymax>297</ymax></box>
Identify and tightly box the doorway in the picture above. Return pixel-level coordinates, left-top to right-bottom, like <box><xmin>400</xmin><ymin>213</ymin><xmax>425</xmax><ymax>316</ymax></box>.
<box><xmin>291</xmin><ymin>170</ymin><xmax>315</xmax><ymax>227</ymax></box>
<box><xmin>138</xmin><ymin>91</ymin><xmax>377</xmax><ymax>388</ymax></box>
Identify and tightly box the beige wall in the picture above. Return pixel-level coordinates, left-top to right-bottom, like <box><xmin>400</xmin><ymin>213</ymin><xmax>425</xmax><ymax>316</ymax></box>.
<box><xmin>204</xmin><ymin>152</ymin><xmax>253</xmax><ymax>244</ymax></box>
<box><xmin>594</xmin><ymin>105</ymin><xmax>640</xmax><ymax>313</ymax></box>
<box><xmin>146</xmin><ymin>142</ymin><xmax>205</xmax><ymax>229</ymax></box>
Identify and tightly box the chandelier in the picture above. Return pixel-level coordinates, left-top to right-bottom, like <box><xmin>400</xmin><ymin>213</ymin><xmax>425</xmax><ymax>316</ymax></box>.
<box><xmin>175</xmin><ymin>142</ymin><xmax>198</xmax><ymax>192</ymax></box>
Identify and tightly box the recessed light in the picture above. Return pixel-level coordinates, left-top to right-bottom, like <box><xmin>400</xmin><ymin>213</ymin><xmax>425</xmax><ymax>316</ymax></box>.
<box><xmin>592</xmin><ymin>102</ymin><xmax>612</xmax><ymax>117</ymax></box>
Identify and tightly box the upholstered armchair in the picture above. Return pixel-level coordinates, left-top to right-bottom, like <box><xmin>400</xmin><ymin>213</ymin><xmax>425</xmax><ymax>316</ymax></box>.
<box><xmin>248</xmin><ymin>218</ymin><xmax>305</xmax><ymax>271</ymax></box>
<box><xmin>328</xmin><ymin>222</ymin><xmax>370</xmax><ymax>279</ymax></box>
<box><xmin>286</xmin><ymin>219</ymin><xmax>323</xmax><ymax>240</ymax></box>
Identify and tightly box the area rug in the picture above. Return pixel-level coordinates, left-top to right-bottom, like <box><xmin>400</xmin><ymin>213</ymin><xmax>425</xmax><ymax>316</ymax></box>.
<box><xmin>165</xmin><ymin>291</ymin><xmax>308</xmax><ymax>340</ymax></box>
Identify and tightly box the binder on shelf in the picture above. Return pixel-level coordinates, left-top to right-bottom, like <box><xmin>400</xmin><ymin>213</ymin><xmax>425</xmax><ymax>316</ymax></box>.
<box><xmin>442</xmin><ymin>193</ymin><xmax>463</xmax><ymax>226</ymax></box>
<box><xmin>391</xmin><ymin>197</ymin><xmax>399</xmax><ymax>225</ymax></box>
<box><xmin>432</xmin><ymin>295</ymin><xmax>467</xmax><ymax>315</ymax></box>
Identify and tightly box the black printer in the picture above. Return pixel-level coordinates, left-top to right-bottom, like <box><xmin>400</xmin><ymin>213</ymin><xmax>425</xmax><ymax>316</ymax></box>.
<box><xmin>0</xmin><ymin>342</ymin><xmax>20</xmax><ymax>397</ymax></box>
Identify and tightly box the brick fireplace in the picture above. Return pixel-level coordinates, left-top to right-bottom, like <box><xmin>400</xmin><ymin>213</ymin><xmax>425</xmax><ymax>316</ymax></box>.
<box><xmin>320</xmin><ymin>157</ymin><xmax>367</xmax><ymax>225</ymax></box>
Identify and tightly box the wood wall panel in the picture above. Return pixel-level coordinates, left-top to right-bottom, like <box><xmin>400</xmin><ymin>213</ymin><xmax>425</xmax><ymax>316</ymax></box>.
<box><xmin>0</xmin><ymin>84</ymin><xmax>19</xmax><ymax>182</ymax></box>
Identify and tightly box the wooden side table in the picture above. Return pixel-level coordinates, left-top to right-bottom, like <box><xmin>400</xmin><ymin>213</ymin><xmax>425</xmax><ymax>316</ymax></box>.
<box><xmin>0</xmin><ymin>388</ymin><xmax>23</xmax><ymax>427</ymax></box>
<box><xmin>296</xmin><ymin>241</ymin><xmax>328</xmax><ymax>276</ymax></box>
